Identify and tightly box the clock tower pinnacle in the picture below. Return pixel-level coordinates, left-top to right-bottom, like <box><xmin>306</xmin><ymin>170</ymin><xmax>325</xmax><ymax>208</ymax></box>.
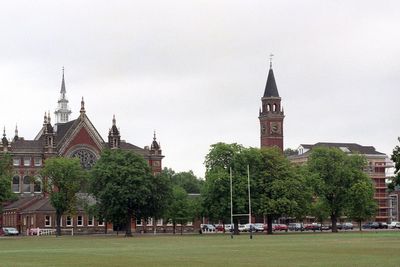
<box><xmin>258</xmin><ymin>59</ymin><xmax>284</xmax><ymax>151</ymax></box>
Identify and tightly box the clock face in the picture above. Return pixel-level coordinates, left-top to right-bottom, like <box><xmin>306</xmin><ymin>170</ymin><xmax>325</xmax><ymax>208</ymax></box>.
<box><xmin>270</xmin><ymin>122</ymin><xmax>281</xmax><ymax>134</ymax></box>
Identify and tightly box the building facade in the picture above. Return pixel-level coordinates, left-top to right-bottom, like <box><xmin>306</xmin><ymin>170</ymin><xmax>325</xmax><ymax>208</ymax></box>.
<box><xmin>1</xmin><ymin>72</ymin><xmax>165</xmax><ymax>234</ymax></box>
<box><xmin>290</xmin><ymin>142</ymin><xmax>391</xmax><ymax>222</ymax></box>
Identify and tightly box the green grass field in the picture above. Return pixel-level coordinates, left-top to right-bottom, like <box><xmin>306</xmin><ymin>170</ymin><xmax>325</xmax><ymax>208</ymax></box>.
<box><xmin>1</xmin><ymin>232</ymin><xmax>400</xmax><ymax>266</ymax></box>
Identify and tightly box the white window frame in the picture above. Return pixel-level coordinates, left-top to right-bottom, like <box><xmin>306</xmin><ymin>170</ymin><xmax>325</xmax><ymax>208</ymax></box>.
<box><xmin>187</xmin><ymin>221</ymin><xmax>193</xmax><ymax>226</ymax></box>
<box><xmin>13</xmin><ymin>158</ymin><xmax>20</xmax><ymax>166</ymax></box>
<box><xmin>23</xmin><ymin>176</ymin><xmax>31</xmax><ymax>193</ymax></box>
<box><xmin>167</xmin><ymin>219</ymin><xmax>173</xmax><ymax>226</ymax></box>
<box><xmin>77</xmin><ymin>215</ymin><xmax>83</xmax><ymax>226</ymax></box>
<box><xmin>24</xmin><ymin>157</ymin><xmax>31</xmax><ymax>166</ymax></box>
<box><xmin>98</xmin><ymin>220</ymin><xmax>105</xmax><ymax>227</ymax></box>
<box><xmin>88</xmin><ymin>217</ymin><xmax>94</xmax><ymax>226</ymax></box>
<box><xmin>66</xmin><ymin>216</ymin><xmax>73</xmax><ymax>227</ymax></box>
<box><xmin>147</xmin><ymin>217</ymin><xmax>153</xmax><ymax>226</ymax></box>
<box><xmin>136</xmin><ymin>218</ymin><xmax>142</xmax><ymax>226</ymax></box>
<box><xmin>34</xmin><ymin>157</ymin><xmax>42</xmax><ymax>167</ymax></box>
<box><xmin>45</xmin><ymin>215</ymin><xmax>51</xmax><ymax>227</ymax></box>
<box><xmin>156</xmin><ymin>219</ymin><xmax>163</xmax><ymax>226</ymax></box>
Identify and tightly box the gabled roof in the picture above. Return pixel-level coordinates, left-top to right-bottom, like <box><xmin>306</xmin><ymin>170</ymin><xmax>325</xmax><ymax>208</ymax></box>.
<box><xmin>263</xmin><ymin>68</ymin><xmax>280</xmax><ymax>98</ymax></box>
<box><xmin>54</xmin><ymin>120</ymin><xmax>77</xmax><ymax>144</ymax></box>
<box><xmin>299</xmin><ymin>142</ymin><xmax>385</xmax><ymax>155</ymax></box>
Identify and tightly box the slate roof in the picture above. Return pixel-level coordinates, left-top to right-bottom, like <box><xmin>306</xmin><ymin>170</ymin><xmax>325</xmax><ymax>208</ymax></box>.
<box><xmin>300</xmin><ymin>142</ymin><xmax>385</xmax><ymax>155</ymax></box>
<box><xmin>54</xmin><ymin>119</ymin><xmax>77</xmax><ymax>144</ymax></box>
<box><xmin>21</xmin><ymin>197</ymin><xmax>54</xmax><ymax>213</ymax></box>
<box><xmin>263</xmin><ymin>68</ymin><xmax>280</xmax><ymax>98</ymax></box>
<box><xmin>11</xmin><ymin>139</ymin><xmax>42</xmax><ymax>153</ymax></box>
<box><xmin>4</xmin><ymin>196</ymin><xmax>40</xmax><ymax>210</ymax></box>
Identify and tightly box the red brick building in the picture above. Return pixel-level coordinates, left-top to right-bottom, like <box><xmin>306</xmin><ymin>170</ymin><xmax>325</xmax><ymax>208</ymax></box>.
<box><xmin>1</xmin><ymin>71</ymin><xmax>164</xmax><ymax>234</ymax></box>
<box><xmin>290</xmin><ymin>143</ymin><xmax>391</xmax><ymax>222</ymax></box>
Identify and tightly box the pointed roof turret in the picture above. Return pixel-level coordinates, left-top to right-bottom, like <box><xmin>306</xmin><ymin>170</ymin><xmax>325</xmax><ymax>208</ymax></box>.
<box><xmin>151</xmin><ymin>131</ymin><xmax>160</xmax><ymax>150</ymax></box>
<box><xmin>14</xmin><ymin>124</ymin><xmax>19</xmax><ymax>142</ymax></box>
<box><xmin>2</xmin><ymin>126</ymin><xmax>8</xmax><ymax>146</ymax></box>
<box><xmin>60</xmin><ymin>67</ymin><xmax>66</xmax><ymax>95</ymax></box>
<box><xmin>263</xmin><ymin>68</ymin><xmax>279</xmax><ymax>98</ymax></box>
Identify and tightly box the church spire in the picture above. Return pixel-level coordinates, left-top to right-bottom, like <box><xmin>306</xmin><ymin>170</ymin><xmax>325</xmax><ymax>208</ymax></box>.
<box><xmin>61</xmin><ymin>67</ymin><xmax>66</xmax><ymax>95</ymax></box>
<box><xmin>55</xmin><ymin>68</ymin><xmax>72</xmax><ymax>124</ymax></box>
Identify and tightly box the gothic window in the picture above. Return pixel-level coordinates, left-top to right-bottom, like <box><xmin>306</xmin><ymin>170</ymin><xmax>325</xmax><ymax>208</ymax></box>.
<box><xmin>23</xmin><ymin>176</ymin><xmax>31</xmax><ymax>193</ymax></box>
<box><xmin>267</xmin><ymin>104</ymin><xmax>271</xmax><ymax>112</ymax></box>
<box><xmin>71</xmin><ymin>149</ymin><xmax>97</xmax><ymax>170</ymax></box>
<box><xmin>12</xmin><ymin>176</ymin><xmax>20</xmax><ymax>193</ymax></box>
<box><xmin>273</xmin><ymin>104</ymin><xmax>277</xmax><ymax>112</ymax></box>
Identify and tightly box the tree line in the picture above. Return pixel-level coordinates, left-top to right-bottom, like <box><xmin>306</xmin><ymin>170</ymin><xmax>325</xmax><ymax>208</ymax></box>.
<box><xmin>1</xmin><ymin>138</ymin><xmax>400</xmax><ymax>236</ymax></box>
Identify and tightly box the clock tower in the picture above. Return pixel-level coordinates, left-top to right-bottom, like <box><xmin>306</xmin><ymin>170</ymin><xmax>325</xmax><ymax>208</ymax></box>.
<box><xmin>258</xmin><ymin>60</ymin><xmax>284</xmax><ymax>151</ymax></box>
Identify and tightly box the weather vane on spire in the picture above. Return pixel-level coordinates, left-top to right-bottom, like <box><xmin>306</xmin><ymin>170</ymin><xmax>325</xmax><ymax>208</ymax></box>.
<box><xmin>269</xmin><ymin>53</ymin><xmax>274</xmax><ymax>69</ymax></box>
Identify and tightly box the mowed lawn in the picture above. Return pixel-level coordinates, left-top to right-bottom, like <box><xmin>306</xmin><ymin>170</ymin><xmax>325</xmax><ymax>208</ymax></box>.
<box><xmin>1</xmin><ymin>232</ymin><xmax>400</xmax><ymax>267</ymax></box>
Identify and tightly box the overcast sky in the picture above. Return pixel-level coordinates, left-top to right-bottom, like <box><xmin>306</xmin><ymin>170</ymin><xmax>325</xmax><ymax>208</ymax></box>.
<box><xmin>0</xmin><ymin>0</ymin><xmax>399</xmax><ymax>177</ymax></box>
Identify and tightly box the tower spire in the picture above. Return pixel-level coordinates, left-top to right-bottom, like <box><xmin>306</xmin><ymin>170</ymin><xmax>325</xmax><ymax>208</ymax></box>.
<box><xmin>55</xmin><ymin>68</ymin><xmax>72</xmax><ymax>124</ymax></box>
<box><xmin>61</xmin><ymin>66</ymin><xmax>66</xmax><ymax>95</ymax></box>
<box><xmin>80</xmin><ymin>97</ymin><xmax>86</xmax><ymax>115</ymax></box>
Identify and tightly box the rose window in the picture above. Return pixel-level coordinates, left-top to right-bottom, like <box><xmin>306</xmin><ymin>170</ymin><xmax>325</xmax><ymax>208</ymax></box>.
<box><xmin>71</xmin><ymin>149</ymin><xmax>97</xmax><ymax>169</ymax></box>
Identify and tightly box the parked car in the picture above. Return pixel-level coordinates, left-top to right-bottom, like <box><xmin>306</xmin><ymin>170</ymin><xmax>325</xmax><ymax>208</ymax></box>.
<box><xmin>341</xmin><ymin>222</ymin><xmax>353</xmax><ymax>230</ymax></box>
<box><xmin>378</xmin><ymin>222</ymin><xmax>388</xmax><ymax>229</ymax></box>
<box><xmin>320</xmin><ymin>224</ymin><xmax>331</xmax><ymax>231</ymax></box>
<box><xmin>304</xmin><ymin>223</ymin><xmax>320</xmax><ymax>231</ymax></box>
<box><xmin>224</xmin><ymin>224</ymin><xmax>233</xmax><ymax>232</ymax></box>
<box><xmin>238</xmin><ymin>224</ymin><xmax>246</xmax><ymax>232</ymax></box>
<box><xmin>362</xmin><ymin>222</ymin><xmax>379</xmax><ymax>229</ymax></box>
<box><xmin>263</xmin><ymin>224</ymin><xmax>276</xmax><ymax>232</ymax></box>
<box><xmin>214</xmin><ymin>224</ymin><xmax>224</xmax><ymax>232</ymax></box>
<box><xmin>201</xmin><ymin>224</ymin><xmax>216</xmax><ymax>232</ymax></box>
<box><xmin>253</xmin><ymin>223</ymin><xmax>264</xmax><ymax>232</ymax></box>
<box><xmin>2</xmin><ymin>227</ymin><xmax>19</xmax><ymax>236</ymax></box>
<box><xmin>389</xmin><ymin>222</ymin><xmax>399</xmax><ymax>229</ymax></box>
<box><xmin>274</xmin><ymin>224</ymin><xmax>288</xmax><ymax>232</ymax></box>
<box><xmin>395</xmin><ymin>222</ymin><xmax>400</xmax><ymax>229</ymax></box>
<box><xmin>288</xmin><ymin>223</ymin><xmax>303</xmax><ymax>231</ymax></box>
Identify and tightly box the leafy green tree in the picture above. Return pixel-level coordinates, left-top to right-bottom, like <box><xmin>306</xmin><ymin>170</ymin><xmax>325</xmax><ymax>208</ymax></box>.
<box><xmin>165</xmin><ymin>186</ymin><xmax>191</xmax><ymax>234</ymax></box>
<box><xmin>171</xmin><ymin>170</ymin><xmax>203</xmax><ymax>194</ymax></box>
<box><xmin>347</xmin><ymin>180</ymin><xmax>377</xmax><ymax>231</ymax></box>
<box><xmin>310</xmin><ymin>199</ymin><xmax>330</xmax><ymax>230</ymax></box>
<box><xmin>284</xmin><ymin>148</ymin><xmax>298</xmax><ymax>157</ymax></box>
<box><xmin>41</xmin><ymin>157</ymin><xmax>86</xmax><ymax>236</ymax></box>
<box><xmin>203</xmin><ymin>143</ymin><xmax>312</xmax><ymax>235</ymax></box>
<box><xmin>90</xmin><ymin>149</ymin><xmax>154</xmax><ymax>237</ymax></box>
<box><xmin>144</xmin><ymin>171</ymin><xmax>172</xmax><ymax>234</ymax></box>
<box><xmin>308</xmin><ymin>147</ymin><xmax>370</xmax><ymax>232</ymax></box>
<box><xmin>0</xmin><ymin>154</ymin><xmax>15</xmax><ymax>216</ymax></box>
<box><xmin>248</xmin><ymin>148</ymin><xmax>312</xmax><ymax>234</ymax></box>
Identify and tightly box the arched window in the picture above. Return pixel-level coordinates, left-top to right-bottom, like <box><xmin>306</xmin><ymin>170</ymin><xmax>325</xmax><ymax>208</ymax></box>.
<box><xmin>273</xmin><ymin>104</ymin><xmax>277</xmax><ymax>112</ymax></box>
<box><xmin>267</xmin><ymin>104</ymin><xmax>271</xmax><ymax>112</ymax></box>
<box><xmin>12</xmin><ymin>176</ymin><xmax>20</xmax><ymax>193</ymax></box>
<box><xmin>34</xmin><ymin>178</ymin><xmax>42</xmax><ymax>193</ymax></box>
<box><xmin>23</xmin><ymin>176</ymin><xmax>31</xmax><ymax>193</ymax></box>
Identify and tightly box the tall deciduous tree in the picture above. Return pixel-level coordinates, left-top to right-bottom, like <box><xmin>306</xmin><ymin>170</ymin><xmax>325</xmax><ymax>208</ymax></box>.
<box><xmin>0</xmin><ymin>154</ymin><xmax>15</xmax><ymax>216</ymax></box>
<box><xmin>165</xmin><ymin>186</ymin><xmax>191</xmax><ymax>234</ymax></box>
<box><xmin>248</xmin><ymin>148</ymin><xmax>312</xmax><ymax>234</ymax></box>
<box><xmin>348</xmin><ymin>180</ymin><xmax>377</xmax><ymax>231</ymax></box>
<box><xmin>308</xmin><ymin>147</ymin><xmax>370</xmax><ymax>232</ymax></box>
<box><xmin>90</xmin><ymin>149</ymin><xmax>154</xmax><ymax>237</ymax></box>
<box><xmin>41</xmin><ymin>157</ymin><xmax>86</xmax><ymax>236</ymax></box>
<box><xmin>203</xmin><ymin>143</ymin><xmax>312</xmax><ymax>235</ymax></box>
